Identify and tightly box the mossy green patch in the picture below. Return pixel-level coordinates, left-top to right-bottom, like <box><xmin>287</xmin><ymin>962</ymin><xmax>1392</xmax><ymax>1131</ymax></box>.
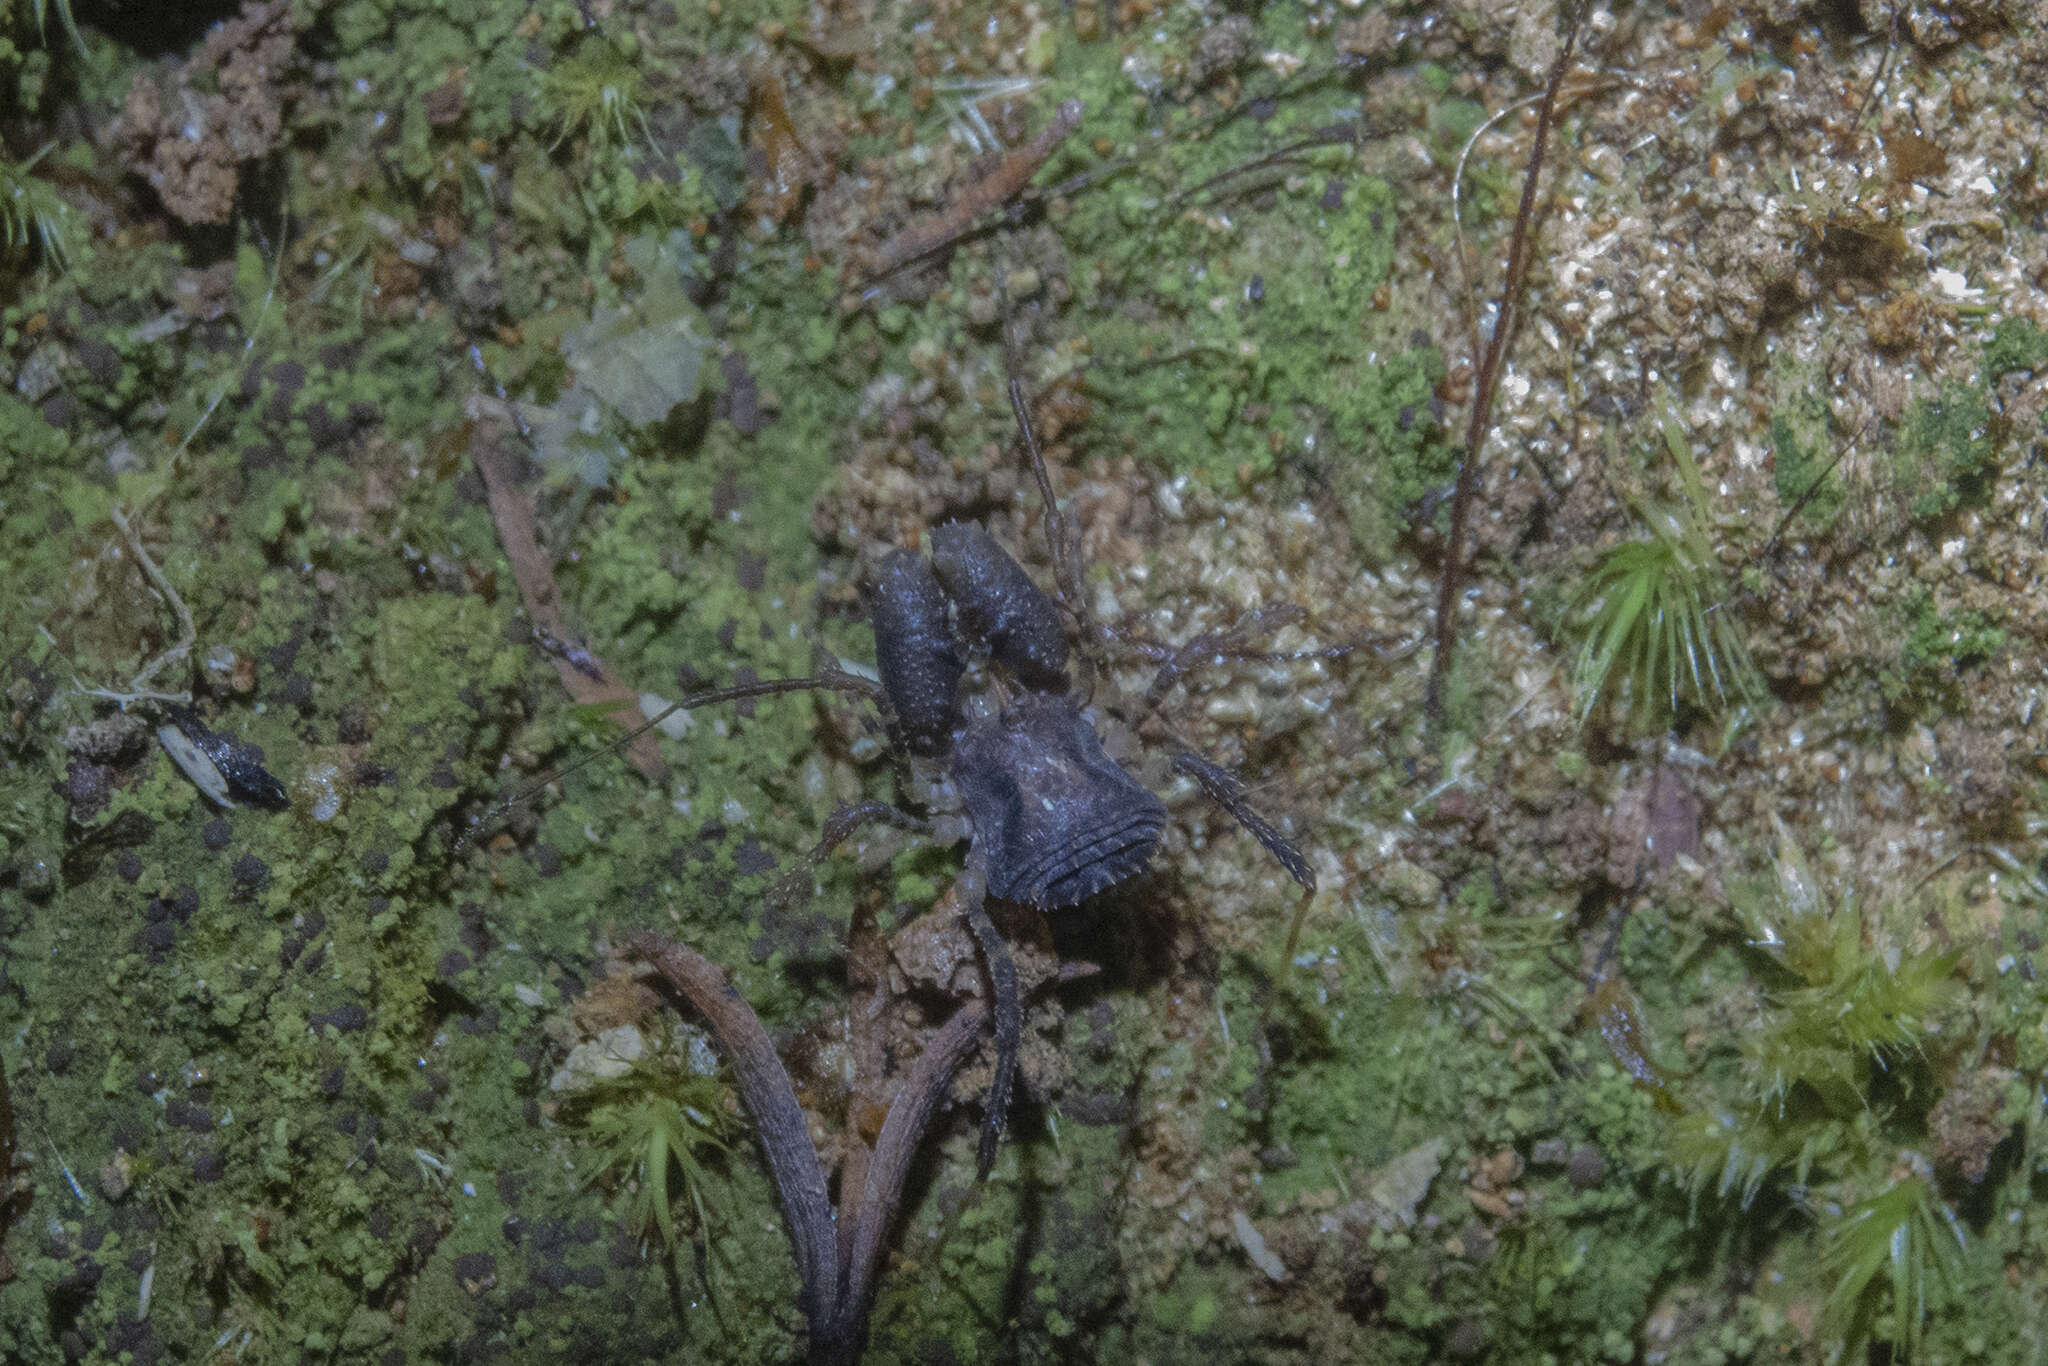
<box><xmin>1892</xmin><ymin>382</ymin><xmax>1998</xmax><ymax>521</ymax></box>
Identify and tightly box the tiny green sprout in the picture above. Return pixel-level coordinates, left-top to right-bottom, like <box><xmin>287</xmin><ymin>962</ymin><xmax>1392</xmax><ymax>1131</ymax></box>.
<box><xmin>541</xmin><ymin>41</ymin><xmax>653</xmax><ymax>153</ymax></box>
<box><xmin>1</xmin><ymin>143</ymin><xmax>83</xmax><ymax>274</ymax></box>
<box><xmin>1822</xmin><ymin>1167</ymin><xmax>1962</xmax><ymax>1364</ymax></box>
<box><xmin>568</xmin><ymin>1055</ymin><xmax>739</xmax><ymax>1252</ymax></box>
<box><xmin>1572</xmin><ymin>418</ymin><xmax>1760</xmax><ymax>731</ymax></box>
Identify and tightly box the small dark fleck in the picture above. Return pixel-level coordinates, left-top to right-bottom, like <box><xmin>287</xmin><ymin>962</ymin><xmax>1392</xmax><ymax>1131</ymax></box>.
<box><xmin>41</xmin><ymin>392</ymin><xmax>75</xmax><ymax>429</ymax></box>
<box><xmin>454</xmin><ymin>1250</ymin><xmax>499</xmax><ymax>1294</ymax></box>
<box><xmin>76</xmin><ymin>340</ymin><xmax>121</xmax><ymax>388</ymax></box>
<box><xmin>1320</xmin><ymin>179</ymin><xmax>1345</xmax><ymax>211</ymax></box>
<box><xmin>502</xmin><ymin>1215</ymin><xmax>524</xmax><ymax>1246</ymax></box>
<box><xmin>142</xmin><ymin>922</ymin><xmax>176</xmax><ymax>956</ymax></box>
<box><xmin>735</xmin><ymin>551</ymin><xmax>765</xmax><ymax>592</ymax></box>
<box><xmin>423</xmin><ymin>78</ymin><xmax>465</xmax><ymax>127</ymax></box>
<box><xmin>172</xmin><ymin>885</ymin><xmax>198</xmax><ymax>920</ymax></box>
<box><xmin>276</xmin><ymin>673</ymin><xmax>313</xmax><ymax>707</ymax></box>
<box><xmin>1246</xmin><ymin>273</ymin><xmax>1264</xmax><ymax>303</ymax></box>
<box><xmin>320</xmin><ymin>1065</ymin><xmax>345</xmax><ymax>1097</ymax></box>
<box><xmin>716</xmin><ymin>618</ymin><xmax>738</xmax><ymax>652</ymax></box>
<box><xmin>1445</xmin><ymin>1316</ymin><xmax>1487</xmax><ymax>1359</ymax></box>
<box><xmin>45</xmin><ymin>1039</ymin><xmax>75</xmax><ymax>1074</ymax></box>
<box><xmin>569</xmin><ymin>1264</ymin><xmax>604</xmax><ymax>1289</ymax></box>
<box><xmin>1566</xmin><ymin>1144</ymin><xmax>1607</xmax><ymax>1190</ymax></box>
<box><xmin>721</xmin><ymin>352</ymin><xmax>764</xmax><ymax>435</ymax></box>
<box><xmin>409</xmin><ymin>1221</ymin><xmax>442</xmax><ymax>1260</ymax></box>
<box><xmin>314</xmin><ymin>1002</ymin><xmax>369</xmax><ymax>1033</ymax></box>
<box><xmin>231</xmin><ymin>852</ymin><xmax>269</xmax><ymax>895</ymax></box>
<box><xmin>572</xmin><ymin>1217</ymin><xmax>600</xmax><ymax>1245</ymax></box>
<box><xmin>336</xmin><ymin>707</ymin><xmax>371</xmax><ymax>744</ymax></box>
<box><xmin>457</xmin><ymin>1006</ymin><xmax>500</xmax><ymax>1037</ymax></box>
<box><xmin>534</xmin><ymin>1262</ymin><xmax>572</xmax><ymax>1293</ymax></box>
<box><xmin>115</xmin><ymin>852</ymin><xmax>143</xmax><ymax>882</ymax></box>
<box><xmin>459</xmin><ymin>905</ymin><xmax>490</xmax><ymax>956</ymax></box>
<box><xmin>429</xmin><ymin>761</ymin><xmax>459</xmax><ymax>790</ymax></box>
<box><xmin>531</xmin><ymin>1219</ymin><xmax>569</xmax><ymax>1258</ymax></box>
<box><xmin>532</xmin><ymin>844</ymin><xmax>563</xmax><ymax>878</ymax></box>
<box><xmin>77</xmin><ymin>1226</ymin><xmax>106</xmax><ymax>1252</ymax></box>
<box><xmin>167</xmin><ymin>1099</ymin><xmax>212</xmax><ymax>1133</ymax></box>
<box><xmin>361</xmin><ymin>850</ymin><xmax>390</xmax><ymax>877</ymax></box>
<box><xmin>191</xmin><ymin>1151</ymin><xmax>224</xmax><ymax>1183</ymax></box>
<box><xmin>733</xmin><ymin>839</ymin><xmax>776</xmax><ymax>877</ymax></box>
<box><xmin>1257</xmin><ymin>1144</ymin><xmax>1298</xmax><ymax>1171</ymax></box>
<box><xmin>202</xmin><ymin>818</ymin><xmax>233</xmax><ymax>851</ymax></box>
<box><xmin>1249</xmin><ymin>95</ymin><xmax>1276</xmax><ymax>120</ymax></box>
<box><xmin>710</xmin><ymin>469</ymin><xmax>744</xmax><ymax>519</ymax></box>
<box><xmin>1059</xmin><ymin>1092</ymin><xmax>1132</xmax><ymax>1127</ymax></box>
<box><xmin>305</xmin><ymin>404</ymin><xmax>350</xmax><ymax>451</ymax></box>
<box><xmin>240</xmin><ymin>440</ymin><xmax>284</xmax><ymax>472</ymax></box>
<box><xmin>437</xmin><ymin>950</ymin><xmax>471</xmax><ymax>980</ymax></box>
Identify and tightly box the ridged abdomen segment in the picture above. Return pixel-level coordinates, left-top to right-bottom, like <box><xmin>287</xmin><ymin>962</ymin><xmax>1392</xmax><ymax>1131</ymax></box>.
<box><xmin>950</xmin><ymin>694</ymin><xmax>1166</xmax><ymax>908</ymax></box>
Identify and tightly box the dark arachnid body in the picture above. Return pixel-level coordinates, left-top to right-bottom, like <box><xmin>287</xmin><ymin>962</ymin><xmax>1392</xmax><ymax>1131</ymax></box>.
<box><xmin>630</xmin><ymin>490</ymin><xmax>1320</xmax><ymax>1177</ymax></box>
<box><xmin>873</xmin><ymin>522</ymin><xmax>1166</xmax><ymax>909</ymax></box>
<box><xmin>860</xmin><ymin>516</ymin><xmax>1323</xmax><ymax>1173</ymax></box>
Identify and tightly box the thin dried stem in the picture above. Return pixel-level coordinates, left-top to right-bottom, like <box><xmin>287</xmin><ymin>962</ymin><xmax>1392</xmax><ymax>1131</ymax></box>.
<box><xmin>1426</xmin><ymin>12</ymin><xmax>1584</xmax><ymax>728</ymax></box>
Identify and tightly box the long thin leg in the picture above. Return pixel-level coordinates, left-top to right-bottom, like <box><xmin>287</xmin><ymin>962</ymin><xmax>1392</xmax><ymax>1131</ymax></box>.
<box><xmin>954</xmin><ymin>848</ymin><xmax>1020</xmax><ymax>1180</ymax></box>
<box><xmin>1170</xmin><ymin>750</ymin><xmax>1316</xmax><ymax>894</ymax></box>
<box><xmin>762</xmin><ymin>800</ymin><xmax>928</xmax><ymax>915</ymax></box>
<box><xmin>458</xmin><ymin>668</ymin><xmax>884</xmax><ymax>851</ymax></box>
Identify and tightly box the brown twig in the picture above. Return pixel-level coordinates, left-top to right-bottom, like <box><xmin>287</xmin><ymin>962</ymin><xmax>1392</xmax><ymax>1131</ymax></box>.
<box><xmin>467</xmin><ymin>404</ymin><xmax>666</xmax><ymax>781</ymax></box>
<box><xmin>629</xmin><ymin>930</ymin><xmax>997</xmax><ymax>1365</ymax></box>
<box><xmin>866</xmin><ymin>99</ymin><xmax>1083</xmax><ymax>288</ymax></box>
<box><xmin>627</xmin><ymin>933</ymin><xmax>843</xmax><ymax>1334</ymax></box>
<box><xmin>1424</xmin><ymin>14</ymin><xmax>1584</xmax><ymax>728</ymax></box>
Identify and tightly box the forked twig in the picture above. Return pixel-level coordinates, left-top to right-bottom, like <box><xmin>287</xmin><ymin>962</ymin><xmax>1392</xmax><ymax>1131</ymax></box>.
<box><xmin>865</xmin><ymin>99</ymin><xmax>1084</xmax><ymax>291</ymax></box>
<box><xmin>72</xmin><ymin>506</ymin><xmax>197</xmax><ymax>707</ymax></box>
<box><xmin>627</xmin><ymin>930</ymin><xmax>991</xmax><ymax>1366</ymax></box>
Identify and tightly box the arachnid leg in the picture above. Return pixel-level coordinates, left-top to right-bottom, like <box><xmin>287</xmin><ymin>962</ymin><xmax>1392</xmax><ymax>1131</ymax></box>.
<box><xmin>765</xmin><ymin>800</ymin><xmax>929</xmax><ymax>914</ymax></box>
<box><xmin>953</xmin><ymin>849</ymin><xmax>1020</xmax><ymax>1180</ymax></box>
<box><xmin>1170</xmin><ymin>750</ymin><xmax>1315</xmax><ymax>894</ymax></box>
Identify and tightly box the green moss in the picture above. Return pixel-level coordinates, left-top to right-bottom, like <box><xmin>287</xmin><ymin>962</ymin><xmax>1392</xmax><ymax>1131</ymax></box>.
<box><xmin>1882</xmin><ymin>585</ymin><xmax>2005</xmax><ymax>712</ymax></box>
<box><xmin>1982</xmin><ymin>315</ymin><xmax>2048</xmax><ymax>380</ymax></box>
<box><xmin>1769</xmin><ymin>410</ymin><xmax>1843</xmax><ymax>532</ymax></box>
<box><xmin>1892</xmin><ymin>383</ymin><xmax>1998</xmax><ymax>521</ymax></box>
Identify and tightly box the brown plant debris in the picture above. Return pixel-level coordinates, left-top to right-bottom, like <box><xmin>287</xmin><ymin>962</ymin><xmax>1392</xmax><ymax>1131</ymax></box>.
<box><xmin>109</xmin><ymin>1</ymin><xmax>299</xmax><ymax>226</ymax></box>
